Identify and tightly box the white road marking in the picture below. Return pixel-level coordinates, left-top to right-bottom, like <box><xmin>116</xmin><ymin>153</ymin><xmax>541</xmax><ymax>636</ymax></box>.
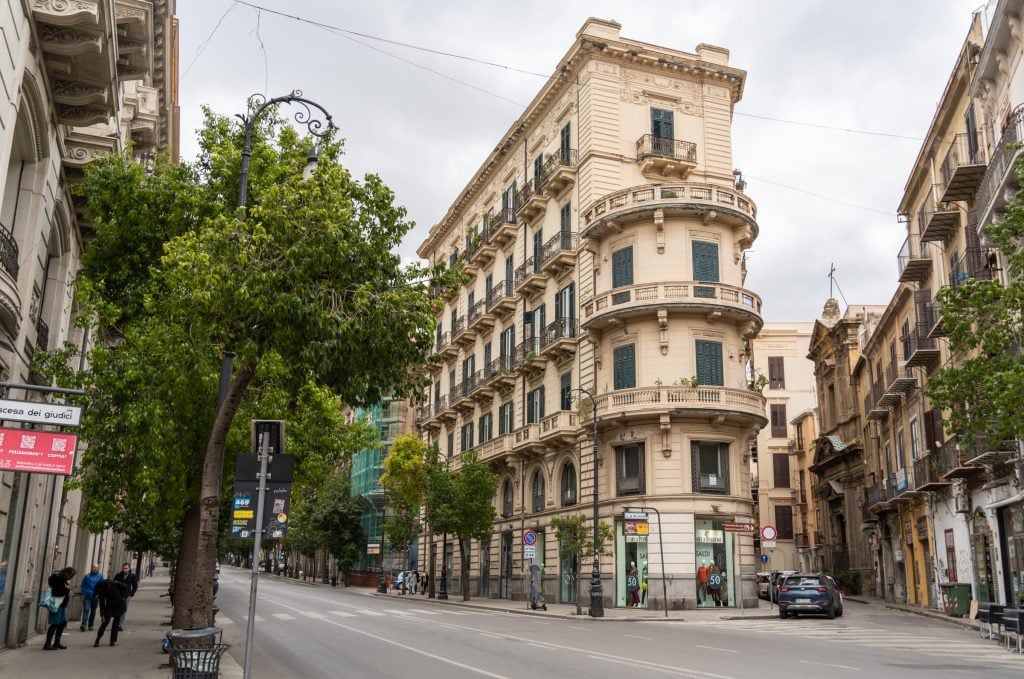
<box><xmin>383</xmin><ymin>609</ymin><xmax>416</xmax><ymax>616</ymax></box>
<box><xmin>272</xmin><ymin>613</ymin><xmax>295</xmax><ymax>620</ymax></box>
<box><xmin>695</xmin><ymin>645</ymin><xmax>738</xmax><ymax>654</ymax></box>
<box><xmin>218</xmin><ymin>616</ymin><xmax>234</xmax><ymax>625</ymax></box>
<box><xmin>567</xmin><ymin>625</ymin><xmax>591</xmax><ymax>631</ymax></box>
<box><xmin>301</xmin><ymin>611</ymin><xmax>325</xmax><ymax>619</ymax></box>
<box><xmin>800</xmin><ymin>660</ymin><xmax>861</xmax><ymax>671</ymax></box>
<box><xmin>479</xmin><ymin>632</ymin><xmax>504</xmax><ymax>640</ymax></box>
<box><xmin>329</xmin><ymin>610</ymin><xmax>356</xmax><ymax>618</ymax></box>
<box><xmin>625</xmin><ymin>634</ymin><xmax>653</xmax><ymax>640</ymax></box>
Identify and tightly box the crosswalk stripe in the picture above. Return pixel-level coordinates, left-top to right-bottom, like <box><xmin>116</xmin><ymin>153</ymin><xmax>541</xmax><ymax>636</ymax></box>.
<box><xmin>272</xmin><ymin>613</ymin><xmax>295</xmax><ymax>620</ymax></box>
<box><xmin>302</xmin><ymin>612</ymin><xmax>325</xmax><ymax>619</ymax></box>
<box><xmin>383</xmin><ymin>609</ymin><xmax>416</xmax><ymax>616</ymax></box>
<box><xmin>218</xmin><ymin>616</ymin><xmax>234</xmax><ymax>625</ymax></box>
<box><xmin>329</xmin><ymin>610</ymin><xmax>356</xmax><ymax>618</ymax></box>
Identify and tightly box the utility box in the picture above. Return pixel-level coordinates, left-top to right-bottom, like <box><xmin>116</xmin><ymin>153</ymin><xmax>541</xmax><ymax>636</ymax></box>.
<box><xmin>940</xmin><ymin>583</ymin><xmax>972</xmax><ymax>617</ymax></box>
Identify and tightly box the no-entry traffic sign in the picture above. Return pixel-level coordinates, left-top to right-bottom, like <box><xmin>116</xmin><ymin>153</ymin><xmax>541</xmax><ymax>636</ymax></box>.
<box><xmin>761</xmin><ymin>525</ymin><xmax>777</xmax><ymax>541</ymax></box>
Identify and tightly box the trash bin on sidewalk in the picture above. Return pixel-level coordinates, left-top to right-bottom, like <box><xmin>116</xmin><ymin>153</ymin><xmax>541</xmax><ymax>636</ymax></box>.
<box><xmin>940</xmin><ymin>583</ymin><xmax>972</xmax><ymax>617</ymax></box>
<box><xmin>169</xmin><ymin>644</ymin><xmax>230</xmax><ymax>679</ymax></box>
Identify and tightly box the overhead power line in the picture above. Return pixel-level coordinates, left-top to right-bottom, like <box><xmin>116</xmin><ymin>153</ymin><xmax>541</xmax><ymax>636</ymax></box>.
<box><xmin>744</xmin><ymin>174</ymin><xmax>894</xmax><ymax>216</ymax></box>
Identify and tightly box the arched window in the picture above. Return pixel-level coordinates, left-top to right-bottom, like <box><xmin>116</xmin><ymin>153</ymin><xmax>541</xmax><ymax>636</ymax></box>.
<box><xmin>561</xmin><ymin>461</ymin><xmax>577</xmax><ymax>506</ymax></box>
<box><xmin>501</xmin><ymin>478</ymin><xmax>513</xmax><ymax>517</ymax></box>
<box><xmin>532</xmin><ymin>469</ymin><xmax>545</xmax><ymax>512</ymax></box>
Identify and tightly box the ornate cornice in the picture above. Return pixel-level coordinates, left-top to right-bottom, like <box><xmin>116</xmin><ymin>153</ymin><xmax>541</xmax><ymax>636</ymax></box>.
<box><xmin>38</xmin><ymin>24</ymin><xmax>102</xmax><ymax>56</ymax></box>
<box><xmin>33</xmin><ymin>0</ymin><xmax>100</xmax><ymax>28</ymax></box>
<box><xmin>55</xmin><ymin>103</ymin><xmax>110</xmax><ymax>126</ymax></box>
<box><xmin>52</xmin><ymin>78</ymin><xmax>108</xmax><ymax>106</ymax></box>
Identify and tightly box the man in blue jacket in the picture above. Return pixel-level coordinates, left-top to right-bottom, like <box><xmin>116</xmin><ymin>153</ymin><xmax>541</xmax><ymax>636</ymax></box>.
<box><xmin>79</xmin><ymin>564</ymin><xmax>103</xmax><ymax>632</ymax></box>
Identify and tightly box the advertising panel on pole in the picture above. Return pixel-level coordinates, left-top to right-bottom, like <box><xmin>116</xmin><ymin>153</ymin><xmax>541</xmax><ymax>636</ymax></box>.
<box><xmin>367</xmin><ymin>543</ymin><xmax>381</xmax><ymax>555</ymax></box>
<box><xmin>624</xmin><ymin>519</ymin><xmax>649</xmax><ymax>543</ymax></box>
<box><xmin>231</xmin><ymin>480</ymin><xmax>291</xmax><ymax>539</ymax></box>
<box><xmin>0</xmin><ymin>399</ymin><xmax>82</xmax><ymax>427</ymax></box>
<box><xmin>0</xmin><ymin>428</ymin><xmax>77</xmax><ymax>475</ymax></box>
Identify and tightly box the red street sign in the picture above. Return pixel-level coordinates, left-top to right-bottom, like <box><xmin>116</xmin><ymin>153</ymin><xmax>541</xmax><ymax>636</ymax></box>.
<box><xmin>723</xmin><ymin>522</ymin><xmax>756</xmax><ymax>533</ymax></box>
<box><xmin>0</xmin><ymin>428</ymin><xmax>77</xmax><ymax>475</ymax></box>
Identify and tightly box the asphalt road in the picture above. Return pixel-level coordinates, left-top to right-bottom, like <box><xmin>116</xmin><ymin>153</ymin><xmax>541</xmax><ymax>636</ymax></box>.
<box><xmin>214</xmin><ymin>567</ymin><xmax>1024</xmax><ymax>678</ymax></box>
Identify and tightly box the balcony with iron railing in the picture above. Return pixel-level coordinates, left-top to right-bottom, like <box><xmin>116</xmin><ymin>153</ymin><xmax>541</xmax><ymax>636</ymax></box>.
<box><xmin>635</xmin><ymin>134</ymin><xmax>698</xmax><ymax>180</ymax></box>
<box><xmin>487</xmin><ymin>280</ymin><xmax>517</xmax><ymax>316</ymax></box>
<box><xmin>592</xmin><ymin>385</ymin><xmax>767</xmax><ymax>426</ymax></box>
<box><xmin>913</xmin><ymin>452</ymin><xmax>951</xmax><ymax>492</ymax></box>
<box><xmin>865</xmin><ymin>383</ymin><xmax>888</xmax><ymax>421</ymax></box>
<box><xmin>961</xmin><ymin>433</ymin><xmax>1017</xmax><ymax>466</ymax></box>
<box><xmin>487</xmin><ymin>208</ymin><xmax>518</xmax><ymax>249</ymax></box>
<box><xmin>539</xmin><ymin>317</ymin><xmax>578</xmax><ymax>362</ymax></box>
<box><xmin>897</xmin><ymin>236</ymin><xmax>933</xmax><ymax>284</ymax></box>
<box><xmin>35</xmin><ymin>317</ymin><xmax>50</xmax><ymax>352</ymax></box>
<box><xmin>433</xmin><ymin>331</ymin><xmax>456</xmax><ymax>359</ymax></box>
<box><xmin>581</xmin><ymin>280</ymin><xmax>762</xmax><ymax>332</ymax></box>
<box><xmin>514</xmin><ymin>256</ymin><xmax>546</xmax><ymax>297</ymax></box>
<box><xmin>581</xmin><ymin>181</ymin><xmax>757</xmax><ymax>242</ymax></box>
<box><xmin>902</xmin><ymin>322</ymin><xmax>940</xmax><ymax>369</ymax></box>
<box><xmin>920</xmin><ymin>186</ymin><xmax>961</xmax><ymax>242</ymax></box>
<box><xmin>977</xmin><ymin>105</ymin><xmax>1024</xmax><ymax>229</ymax></box>
<box><xmin>540</xmin><ymin>231</ymin><xmax>578</xmax><ymax>277</ymax></box>
<box><xmin>0</xmin><ymin>224</ymin><xmax>21</xmax><ymax>335</ymax></box>
<box><xmin>884</xmin><ymin>361</ymin><xmax>918</xmax><ymax>398</ymax></box>
<box><xmin>486</xmin><ymin>354</ymin><xmax>518</xmax><ymax>391</ymax></box>
<box><xmin>540</xmin><ymin>148</ymin><xmax>578</xmax><ymax>197</ymax></box>
<box><xmin>949</xmin><ymin>246</ymin><xmax>995</xmax><ymax>290</ymax></box>
<box><xmin>466</xmin><ymin>299</ymin><xmax>488</xmax><ymax>332</ymax></box>
<box><xmin>468</xmin><ymin>224</ymin><xmax>497</xmax><ymax>269</ymax></box>
<box><xmin>940</xmin><ymin>131</ymin><xmax>987</xmax><ymax>202</ymax></box>
<box><xmin>895</xmin><ymin>465</ymin><xmax>920</xmax><ymax>500</ymax></box>
<box><xmin>516</xmin><ymin>179</ymin><xmax>547</xmax><ymax>223</ymax></box>
<box><xmin>795</xmin><ymin>532</ymin><xmax>811</xmax><ymax>549</ymax></box>
<box><xmin>452</xmin><ymin>314</ymin><xmax>475</xmax><ymax>347</ymax></box>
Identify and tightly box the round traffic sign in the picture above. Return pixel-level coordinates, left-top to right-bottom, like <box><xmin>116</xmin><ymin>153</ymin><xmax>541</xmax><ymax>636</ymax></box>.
<box><xmin>760</xmin><ymin>554</ymin><xmax>769</xmax><ymax>563</ymax></box>
<box><xmin>523</xmin><ymin>530</ymin><xmax>537</xmax><ymax>546</ymax></box>
<box><xmin>761</xmin><ymin>525</ymin><xmax>777</xmax><ymax>541</ymax></box>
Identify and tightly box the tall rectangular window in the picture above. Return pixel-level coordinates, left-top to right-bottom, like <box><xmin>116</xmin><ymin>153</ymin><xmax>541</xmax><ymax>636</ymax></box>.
<box><xmin>483</xmin><ymin>343</ymin><xmax>492</xmax><ymax>373</ymax></box>
<box><xmin>773</xmin><ymin>453</ymin><xmax>791</xmax><ymax>488</ymax></box>
<box><xmin>555</xmin><ymin>282</ymin><xmax>575</xmax><ymax>321</ymax></box>
<box><xmin>460</xmin><ymin>421</ymin><xmax>474</xmax><ymax>452</ymax></box>
<box><xmin>691</xmin><ymin>241</ymin><xmax>720</xmax><ymax>283</ymax></box>
<box><xmin>533</xmin><ymin>154</ymin><xmax>544</xmax><ymax>183</ymax></box>
<box><xmin>498</xmin><ymin>402</ymin><xmax>514</xmax><ymax>435</ymax></box>
<box><xmin>446</xmin><ymin>431</ymin><xmax>454</xmax><ymax>459</ymax></box>
<box><xmin>692</xmin><ymin>441</ymin><xmax>728</xmax><ymax>494</ymax></box>
<box><xmin>499</xmin><ymin>326</ymin><xmax>515</xmax><ymax>369</ymax></box>
<box><xmin>651</xmin><ymin>107</ymin><xmax>674</xmax><ymax>140</ymax></box>
<box><xmin>613</xmin><ymin>344</ymin><xmax>636</xmax><ymax>390</ymax></box>
<box><xmin>527</xmin><ymin>386</ymin><xmax>546</xmax><ymax>424</ymax></box>
<box><xmin>945</xmin><ymin>529</ymin><xmax>957</xmax><ymax>582</ymax></box>
<box><xmin>612</xmin><ymin>246</ymin><xmax>634</xmax><ymax>289</ymax></box>
<box><xmin>533</xmin><ymin>229</ymin><xmax>543</xmax><ymax>271</ymax></box>
<box><xmin>560</xmin><ymin>373</ymin><xmax>572</xmax><ymax>411</ymax></box>
<box><xmin>479</xmin><ymin>413</ymin><xmax>493</xmax><ymax>444</ymax></box>
<box><xmin>616</xmin><ymin>444</ymin><xmax>645</xmax><ymax>496</ymax></box>
<box><xmin>767</xmin><ymin>356</ymin><xmax>785</xmax><ymax>390</ymax></box>
<box><xmin>501</xmin><ymin>181</ymin><xmax>517</xmax><ymax>217</ymax></box>
<box><xmin>775</xmin><ymin>506</ymin><xmax>794</xmax><ymax>540</ymax></box>
<box><xmin>560</xmin><ymin>122</ymin><xmax>571</xmax><ymax>159</ymax></box>
<box><xmin>695</xmin><ymin>340</ymin><xmax>724</xmax><ymax>387</ymax></box>
<box><xmin>770</xmin><ymin>403</ymin><xmax>788</xmax><ymax>438</ymax></box>
<box><xmin>505</xmin><ymin>255</ymin><xmax>514</xmax><ymax>296</ymax></box>
<box><xmin>909</xmin><ymin>419</ymin><xmax>921</xmax><ymax>461</ymax></box>
<box><xmin>560</xmin><ymin>202</ymin><xmax>571</xmax><ymax>234</ymax></box>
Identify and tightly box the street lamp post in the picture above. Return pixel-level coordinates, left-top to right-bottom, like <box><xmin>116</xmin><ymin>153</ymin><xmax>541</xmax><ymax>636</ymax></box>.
<box><xmin>377</xmin><ymin>502</ymin><xmax>388</xmax><ymax>594</ymax></box>
<box><xmin>572</xmin><ymin>387</ymin><xmax>604</xmax><ymax>618</ymax></box>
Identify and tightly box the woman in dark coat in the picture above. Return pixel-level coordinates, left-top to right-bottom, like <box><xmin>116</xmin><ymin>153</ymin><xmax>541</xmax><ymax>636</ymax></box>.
<box><xmin>93</xmin><ymin>578</ymin><xmax>129</xmax><ymax>647</ymax></box>
<box><xmin>44</xmin><ymin>566</ymin><xmax>76</xmax><ymax>650</ymax></box>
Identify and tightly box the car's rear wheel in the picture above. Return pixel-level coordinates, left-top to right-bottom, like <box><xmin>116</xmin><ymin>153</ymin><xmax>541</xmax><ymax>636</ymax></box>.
<box><xmin>836</xmin><ymin>605</ymin><xmax>844</xmax><ymax>617</ymax></box>
<box><xmin>826</xmin><ymin>606</ymin><xmax>836</xmax><ymax>620</ymax></box>
<box><xmin>779</xmin><ymin>610</ymin><xmax>787</xmax><ymax>619</ymax></box>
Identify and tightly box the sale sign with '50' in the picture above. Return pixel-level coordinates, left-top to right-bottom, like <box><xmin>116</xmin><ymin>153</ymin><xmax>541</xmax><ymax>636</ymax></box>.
<box><xmin>0</xmin><ymin>428</ymin><xmax>77</xmax><ymax>475</ymax></box>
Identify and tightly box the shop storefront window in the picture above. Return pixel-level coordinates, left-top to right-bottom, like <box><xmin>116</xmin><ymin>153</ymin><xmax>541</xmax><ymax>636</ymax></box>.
<box><xmin>615</xmin><ymin>519</ymin><xmax>649</xmax><ymax>608</ymax></box>
<box><xmin>695</xmin><ymin>518</ymin><xmax>734</xmax><ymax>607</ymax></box>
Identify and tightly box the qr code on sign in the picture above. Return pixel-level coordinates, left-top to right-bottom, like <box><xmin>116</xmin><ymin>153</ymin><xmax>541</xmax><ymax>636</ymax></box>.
<box><xmin>51</xmin><ymin>438</ymin><xmax>68</xmax><ymax>452</ymax></box>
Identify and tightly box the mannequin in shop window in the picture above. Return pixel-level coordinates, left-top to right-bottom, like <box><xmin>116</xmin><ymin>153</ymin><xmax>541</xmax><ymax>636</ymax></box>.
<box><xmin>696</xmin><ymin>560</ymin><xmax>710</xmax><ymax>605</ymax></box>
<box><xmin>641</xmin><ymin>560</ymin><xmax>648</xmax><ymax>606</ymax></box>
<box><xmin>627</xmin><ymin>561</ymin><xmax>640</xmax><ymax>607</ymax></box>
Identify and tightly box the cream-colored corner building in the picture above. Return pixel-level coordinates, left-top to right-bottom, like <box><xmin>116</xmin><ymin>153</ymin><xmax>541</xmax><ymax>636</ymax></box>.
<box><xmin>416</xmin><ymin>18</ymin><xmax>765</xmax><ymax>610</ymax></box>
<box><xmin>750</xmin><ymin>323</ymin><xmax>815</xmax><ymax>573</ymax></box>
<box><xmin>0</xmin><ymin>0</ymin><xmax>178</xmax><ymax>647</ymax></box>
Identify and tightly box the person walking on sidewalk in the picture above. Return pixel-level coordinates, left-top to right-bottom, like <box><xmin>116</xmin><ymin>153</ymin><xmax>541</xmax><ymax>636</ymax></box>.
<box><xmin>43</xmin><ymin>566</ymin><xmax>76</xmax><ymax>650</ymax></box>
<box><xmin>79</xmin><ymin>564</ymin><xmax>102</xmax><ymax>632</ymax></box>
<box><xmin>112</xmin><ymin>562</ymin><xmax>138</xmax><ymax>630</ymax></box>
<box><xmin>93</xmin><ymin>578</ymin><xmax>128</xmax><ymax>647</ymax></box>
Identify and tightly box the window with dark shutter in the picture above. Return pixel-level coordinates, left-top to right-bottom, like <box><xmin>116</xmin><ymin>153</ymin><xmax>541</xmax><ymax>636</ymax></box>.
<box><xmin>770</xmin><ymin>404</ymin><xmax>788</xmax><ymax>438</ymax></box>
<box><xmin>612</xmin><ymin>246</ymin><xmax>634</xmax><ymax>289</ymax></box>
<box><xmin>560</xmin><ymin>122</ymin><xmax>571</xmax><ymax>159</ymax></box>
<box><xmin>447</xmin><ymin>432</ymin><xmax>454</xmax><ymax>459</ymax></box>
<box><xmin>651</xmin><ymin>107</ymin><xmax>674</xmax><ymax>140</ymax></box>
<box><xmin>502</xmin><ymin>479</ymin><xmax>513</xmax><ymax>517</ymax></box>
<box><xmin>613</xmin><ymin>344</ymin><xmax>636</xmax><ymax>390</ymax></box>
<box><xmin>533</xmin><ymin>229</ymin><xmax>543</xmax><ymax>271</ymax></box>
<box><xmin>692</xmin><ymin>441</ymin><xmax>728</xmax><ymax>493</ymax></box>
<box><xmin>560</xmin><ymin>372</ymin><xmax>572</xmax><ymax>410</ymax></box>
<box><xmin>532</xmin><ymin>470</ymin><xmax>545</xmax><ymax>512</ymax></box>
<box><xmin>694</xmin><ymin>341</ymin><xmax>723</xmax><ymax>386</ymax></box>
<box><xmin>561</xmin><ymin>462</ymin><xmax>577</xmax><ymax>506</ymax></box>
<box><xmin>616</xmin><ymin>444</ymin><xmax>645</xmax><ymax>496</ymax></box>
<box><xmin>560</xmin><ymin>202</ymin><xmax>571</xmax><ymax>234</ymax></box>
<box><xmin>534</xmin><ymin>154</ymin><xmax>544</xmax><ymax>183</ymax></box>
<box><xmin>775</xmin><ymin>506</ymin><xmax>794</xmax><ymax>540</ymax></box>
<box><xmin>767</xmin><ymin>356</ymin><xmax>785</xmax><ymax>390</ymax></box>
<box><xmin>692</xmin><ymin>241</ymin><xmax>720</xmax><ymax>283</ymax></box>
<box><xmin>773</xmin><ymin>453</ymin><xmax>790</xmax><ymax>488</ymax></box>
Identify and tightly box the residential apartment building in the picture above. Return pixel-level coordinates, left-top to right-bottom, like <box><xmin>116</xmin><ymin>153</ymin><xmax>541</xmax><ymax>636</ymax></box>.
<box><xmin>789</xmin><ymin>409</ymin><xmax>820</xmax><ymax>573</ymax></box>
<box><xmin>806</xmin><ymin>300</ymin><xmax>884</xmax><ymax>590</ymax></box>
<box><xmin>416</xmin><ymin>19</ymin><xmax>765</xmax><ymax>610</ymax></box>
<box><xmin>0</xmin><ymin>0</ymin><xmax>178</xmax><ymax>647</ymax></box>
<box><xmin>750</xmin><ymin>323</ymin><xmax>815</xmax><ymax>573</ymax></box>
<box><xmin>856</xmin><ymin>2</ymin><xmax>1024</xmax><ymax>611</ymax></box>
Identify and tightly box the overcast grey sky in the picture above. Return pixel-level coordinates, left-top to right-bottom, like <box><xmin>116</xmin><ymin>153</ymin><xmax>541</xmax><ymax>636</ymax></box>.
<box><xmin>176</xmin><ymin>1</ymin><xmax>986</xmax><ymax>322</ymax></box>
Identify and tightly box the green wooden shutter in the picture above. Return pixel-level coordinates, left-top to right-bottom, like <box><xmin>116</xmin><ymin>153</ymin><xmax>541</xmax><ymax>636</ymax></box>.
<box><xmin>534</xmin><ymin>154</ymin><xmax>544</xmax><ymax>182</ymax></box>
<box><xmin>695</xmin><ymin>340</ymin><xmax>723</xmax><ymax>386</ymax></box>
<box><xmin>651</xmin><ymin>107</ymin><xmax>674</xmax><ymax>139</ymax></box>
<box><xmin>613</xmin><ymin>344</ymin><xmax>636</xmax><ymax>390</ymax></box>
<box><xmin>560</xmin><ymin>122</ymin><xmax>571</xmax><ymax>157</ymax></box>
<box><xmin>612</xmin><ymin>246</ymin><xmax>634</xmax><ymax>288</ymax></box>
<box><xmin>692</xmin><ymin>241</ymin><xmax>720</xmax><ymax>282</ymax></box>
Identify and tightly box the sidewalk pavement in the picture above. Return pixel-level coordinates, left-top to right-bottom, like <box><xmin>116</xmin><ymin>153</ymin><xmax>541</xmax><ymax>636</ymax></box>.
<box><xmin>0</xmin><ymin>567</ymin><xmax>243</xmax><ymax>679</ymax></box>
<box><xmin>845</xmin><ymin>593</ymin><xmax>981</xmax><ymax>632</ymax></box>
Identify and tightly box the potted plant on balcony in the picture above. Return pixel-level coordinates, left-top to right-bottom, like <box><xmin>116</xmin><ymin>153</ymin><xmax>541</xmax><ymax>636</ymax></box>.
<box><xmin>748</xmin><ymin>373</ymin><xmax>768</xmax><ymax>394</ymax></box>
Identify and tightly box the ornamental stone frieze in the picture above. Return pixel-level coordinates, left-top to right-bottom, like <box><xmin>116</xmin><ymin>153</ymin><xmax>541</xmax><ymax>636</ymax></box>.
<box><xmin>33</xmin><ymin>0</ymin><xmax>101</xmax><ymax>29</ymax></box>
<box><xmin>56</xmin><ymin>103</ymin><xmax>110</xmax><ymax>126</ymax></box>
<box><xmin>52</xmin><ymin>78</ymin><xmax>108</xmax><ymax>106</ymax></box>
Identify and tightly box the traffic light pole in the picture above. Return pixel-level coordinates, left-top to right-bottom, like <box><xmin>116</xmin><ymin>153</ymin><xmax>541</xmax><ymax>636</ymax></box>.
<box><xmin>242</xmin><ymin>432</ymin><xmax>270</xmax><ymax>679</ymax></box>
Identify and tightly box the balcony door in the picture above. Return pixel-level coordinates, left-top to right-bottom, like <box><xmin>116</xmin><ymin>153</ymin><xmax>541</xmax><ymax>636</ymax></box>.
<box><xmin>695</xmin><ymin>340</ymin><xmax>723</xmax><ymax>387</ymax></box>
<box><xmin>651</xmin><ymin>107</ymin><xmax>674</xmax><ymax>151</ymax></box>
<box><xmin>500</xmin><ymin>531</ymin><xmax>513</xmax><ymax>599</ymax></box>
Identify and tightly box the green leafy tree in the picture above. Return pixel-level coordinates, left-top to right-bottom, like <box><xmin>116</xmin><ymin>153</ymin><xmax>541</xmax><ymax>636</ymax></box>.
<box><xmin>424</xmin><ymin>451</ymin><xmax>499</xmax><ymax>601</ymax></box>
<box><xmin>287</xmin><ymin>472</ymin><xmax>365</xmax><ymax>575</ymax></box>
<box><xmin>46</xmin><ymin>107</ymin><xmax>455</xmax><ymax>628</ymax></box>
<box><xmin>379</xmin><ymin>434</ymin><xmax>430</xmax><ymax>555</ymax></box>
<box><xmin>927</xmin><ymin>160</ymin><xmax>1024</xmax><ymax>450</ymax></box>
<box><xmin>549</xmin><ymin>515</ymin><xmax>614</xmax><ymax>616</ymax></box>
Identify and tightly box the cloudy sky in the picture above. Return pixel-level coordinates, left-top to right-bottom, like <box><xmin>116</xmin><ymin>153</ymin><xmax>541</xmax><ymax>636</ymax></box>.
<box><xmin>176</xmin><ymin>0</ymin><xmax>988</xmax><ymax>322</ymax></box>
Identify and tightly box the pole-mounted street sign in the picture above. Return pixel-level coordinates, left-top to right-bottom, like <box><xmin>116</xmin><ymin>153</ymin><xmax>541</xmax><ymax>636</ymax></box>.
<box><xmin>0</xmin><ymin>399</ymin><xmax>81</xmax><ymax>427</ymax></box>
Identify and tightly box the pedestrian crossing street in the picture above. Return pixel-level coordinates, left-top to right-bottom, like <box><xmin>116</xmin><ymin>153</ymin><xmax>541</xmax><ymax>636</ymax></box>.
<box><xmin>685</xmin><ymin>618</ymin><xmax>1024</xmax><ymax>668</ymax></box>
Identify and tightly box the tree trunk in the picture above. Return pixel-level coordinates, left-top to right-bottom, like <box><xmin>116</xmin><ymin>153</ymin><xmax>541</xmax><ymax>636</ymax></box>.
<box><xmin>574</xmin><ymin>561</ymin><xmax>582</xmax><ymax>616</ymax></box>
<box><xmin>320</xmin><ymin>548</ymin><xmax>329</xmax><ymax>583</ymax></box>
<box><xmin>459</xmin><ymin>537</ymin><xmax>471</xmax><ymax>601</ymax></box>
<box><xmin>173</xmin><ymin>363</ymin><xmax>254</xmax><ymax>629</ymax></box>
<box><xmin>171</xmin><ymin>503</ymin><xmax>200</xmax><ymax>627</ymax></box>
<box><xmin>428</xmin><ymin>530</ymin><xmax>436</xmax><ymax>599</ymax></box>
